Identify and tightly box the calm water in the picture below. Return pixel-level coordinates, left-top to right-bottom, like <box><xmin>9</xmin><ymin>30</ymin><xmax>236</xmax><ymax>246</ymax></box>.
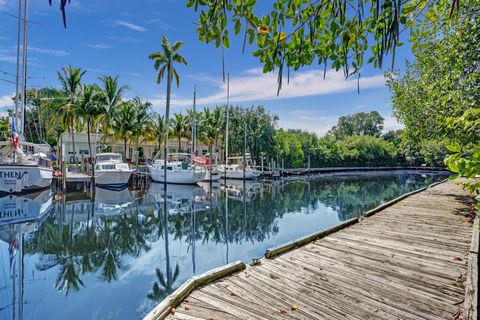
<box><xmin>0</xmin><ymin>171</ymin><xmax>448</xmax><ymax>319</ymax></box>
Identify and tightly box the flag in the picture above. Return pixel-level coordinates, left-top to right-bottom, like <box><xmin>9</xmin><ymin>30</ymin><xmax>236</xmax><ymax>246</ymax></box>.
<box><xmin>11</xmin><ymin>117</ymin><xmax>19</xmax><ymax>151</ymax></box>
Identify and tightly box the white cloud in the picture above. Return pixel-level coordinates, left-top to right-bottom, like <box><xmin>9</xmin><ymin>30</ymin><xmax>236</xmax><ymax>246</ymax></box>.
<box><xmin>0</xmin><ymin>93</ymin><xmax>14</xmax><ymax>117</ymax></box>
<box><xmin>150</xmin><ymin>69</ymin><xmax>385</xmax><ymax>108</ymax></box>
<box><xmin>111</xmin><ymin>20</ymin><xmax>146</xmax><ymax>32</ymax></box>
<box><xmin>85</xmin><ymin>67</ymin><xmax>107</xmax><ymax>73</ymax></box>
<box><xmin>28</xmin><ymin>46</ymin><xmax>69</xmax><ymax>57</ymax></box>
<box><xmin>0</xmin><ymin>54</ymin><xmax>16</xmax><ymax>64</ymax></box>
<box><xmin>383</xmin><ymin>115</ymin><xmax>404</xmax><ymax>132</ymax></box>
<box><xmin>85</xmin><ymin>43</ymin><xmax>113</xmax><ymax>49</ymax></box>
<box><xmin>0</xmin><ymin>93</ymin><xmax>14</xmax><ymax>107</ymax></box>
<box><xmin>278</xmin><ymin>114</ymin><xmax>338</xmax><ymax>136</ymax></box>
<box><xmin>0</xmin><ymin>0</ymin><xmax>11</xmax><ymax>10</ymax></box>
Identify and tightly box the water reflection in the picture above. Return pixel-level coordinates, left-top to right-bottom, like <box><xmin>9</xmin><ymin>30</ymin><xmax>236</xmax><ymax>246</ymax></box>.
<box><xmin>0</xmin><ymin>190</ymin><xmax>53</xmax><ymax>320</ymax></box>
<box><xmin>0</xmin><ymin>171</ymin><xmax>448</xmax><ymax>319</ymax></box>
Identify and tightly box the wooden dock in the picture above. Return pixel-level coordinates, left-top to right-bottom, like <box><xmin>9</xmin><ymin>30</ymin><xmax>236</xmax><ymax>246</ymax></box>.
<box><xmin>146</xmin><ymin>180</ymin><xmax>478</xmax><ymax>320</ymax></box>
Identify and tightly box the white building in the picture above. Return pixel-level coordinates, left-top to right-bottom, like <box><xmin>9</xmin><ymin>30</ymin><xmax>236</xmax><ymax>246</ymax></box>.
<box><xmin>59</xmin><ymin>132</ymin><xmax>222</xmax><ymax>164</ymax></box>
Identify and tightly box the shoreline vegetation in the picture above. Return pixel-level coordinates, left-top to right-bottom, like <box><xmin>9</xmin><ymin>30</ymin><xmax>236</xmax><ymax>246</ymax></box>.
<box><xmin>0</xmin><ymin>81</ymin><xmax>448</xmax><ymax>169</ymax></box>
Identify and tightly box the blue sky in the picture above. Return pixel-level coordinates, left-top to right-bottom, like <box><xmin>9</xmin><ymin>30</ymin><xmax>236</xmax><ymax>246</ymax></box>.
<box><xmin>0</xmin><ymin>0</ymin><xmax>410</xmax><ymax>135</ymax></box>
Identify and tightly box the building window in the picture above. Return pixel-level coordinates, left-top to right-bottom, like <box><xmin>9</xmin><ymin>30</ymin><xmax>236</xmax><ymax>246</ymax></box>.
<box><xmin>128</xmin><ymin>148</ymin><xmax>133</xmax><ymax>159</ymax></box>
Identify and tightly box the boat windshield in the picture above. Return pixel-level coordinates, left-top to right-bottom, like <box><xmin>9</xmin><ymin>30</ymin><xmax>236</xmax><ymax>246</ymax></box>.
<box><xmin>96</xmin><ymin>154</ymin><xmax>122</xmax><ymax>162</ymax></box>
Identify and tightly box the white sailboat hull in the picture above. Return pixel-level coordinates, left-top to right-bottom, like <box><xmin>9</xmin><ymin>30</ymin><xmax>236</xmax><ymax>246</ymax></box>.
<box><xmin>0</xmin><ymin>165</ymin><xmax>52</xmax><ymax>194</ymax></box>
<box><xmin>95</xmin><ymin>170</ymin><xmax>133</xmax><ymax>187</ymax></box>
<box><xmin>148</xmin><ymin>166</ymin><xmax>205</xmax><ymax>184</ymax></box>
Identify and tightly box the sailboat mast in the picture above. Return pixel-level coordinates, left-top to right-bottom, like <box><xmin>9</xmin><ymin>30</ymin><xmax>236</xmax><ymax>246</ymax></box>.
<box><xmin>20</xmin><ymin>0</ymin><xmax>29</xmax><ymax>137</ymax></box>
<box><xmin>192</xmin><ymin>86</ymin><xmax>196</xmax><ymax>157</ymax></box>
<box><xmin>225</xmin><ymin>74</ymin><xmax>229</xmax><ymax>166</ymax></box>
<box><xmin>14</xmin><ymin>0</ymin><xmax>22</xmax><ymax>130</ymax></box>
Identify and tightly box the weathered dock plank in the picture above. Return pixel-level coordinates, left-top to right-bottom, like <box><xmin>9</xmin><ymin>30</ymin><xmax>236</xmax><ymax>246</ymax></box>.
<box><xmin>147</xmin><ymin>180</ymin><xmax>477</xmax><ymax>320</ymax></box>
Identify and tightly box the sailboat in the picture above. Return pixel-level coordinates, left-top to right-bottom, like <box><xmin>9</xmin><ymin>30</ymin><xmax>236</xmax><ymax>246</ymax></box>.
<box><xmin>194</xmin><ymin>153</ymin><xmax>221</xmax><ymax>181</ymax></box>
<box><xmin>148</xmin><ymin>153</ymin><xmax>205</xmax><ymax>184</ymax></box>
<box><xmin>0</xmin><ymin>0</ymin><xmax>52</xmax><ymax>194</ymax></box>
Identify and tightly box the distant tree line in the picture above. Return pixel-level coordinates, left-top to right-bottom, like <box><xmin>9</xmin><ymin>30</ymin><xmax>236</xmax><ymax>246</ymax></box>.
<box><xmin>275</xmin><ymin>111</ymin><xmax>448</xmax><ymax>169</ymax></box>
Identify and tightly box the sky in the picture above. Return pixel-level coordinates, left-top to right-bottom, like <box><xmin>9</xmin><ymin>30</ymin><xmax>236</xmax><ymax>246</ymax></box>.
<box><xmin>0</xmin><ymin>0</ymin><xmax>409</xmax><ymax>136</ymax></box>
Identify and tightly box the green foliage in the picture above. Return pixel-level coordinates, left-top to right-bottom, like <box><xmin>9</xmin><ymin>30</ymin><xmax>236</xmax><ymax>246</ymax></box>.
<box><xmin>0</xmin><ymin>116</ymin><xmax>11</xmax><ymax>141</ymax></box>
<box><xmin>186</xmin><ymin>0</ymin><xmax>461</xmax><ymax>93</ymax></box>
<box><xmin>382</xmin><ymin>129</ymin><xmax>402</xmax><ymax>145</ymax></box>
<box><xmin>388</xmin><ymin>2</ymin><xmax>480</xmax><ymax>208</ymax></box>
<box><xmin>329</xmin><ymin>111</ymin><xmax>384</xmax><ymax>139</ymax></box>
<box><xmin>276</xmin><ymin>129</ymin><xmax>304</xmax><ymax>168</ymax></box>
<box><xmin>338</xmin><ymin>135</ymin><xmax>397</xmax><ymax>167</ymax></box>
<box><xmin>227</xmin><ymin>105</ymin><xmax>278</xmax><ymax>161</ymax></box>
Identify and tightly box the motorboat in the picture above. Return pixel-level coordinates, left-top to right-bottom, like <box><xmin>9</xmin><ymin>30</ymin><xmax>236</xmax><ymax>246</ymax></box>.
<box><xmin>94</xmin><ymin>153</ymin><xmax>133</xmax><ymax>188</ymax></box>
<box><xmin>194</xmin><ymin>153</ymin><xmax>221</xmax><ymax>182</ymax></box>
<box><xmin>219</xmin><ymin>155</ymin><xmax>261</xmax><ymax>180</ymax></box>
<box><xmin>148</xmin><ymin>153</ymin><xmax>205</xmax><ymax>185</ymax></box>
<box><xmin>0</xmin><ymin>141</ymin><xmax>53</xmax><ymax>194</ymax></box>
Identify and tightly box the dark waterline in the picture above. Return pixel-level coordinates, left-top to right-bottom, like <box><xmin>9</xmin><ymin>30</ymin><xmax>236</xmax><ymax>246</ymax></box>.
<box><xmin>0</xmin><ymin>171</ymin><xmax>448</xmax><ymax>319</ymax></box>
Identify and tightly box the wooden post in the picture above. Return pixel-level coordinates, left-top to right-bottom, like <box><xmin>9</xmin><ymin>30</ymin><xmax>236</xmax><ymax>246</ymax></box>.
<box><xmin>307</xmin><ymin>155</ymin><xmax>311</xmax><ymax>177</ymax></box>
<box><xmin>281</xmin><ymin>158</ymin><xmax>284</xmax><ymax>177</ymax></box>
<box><xmin>261</xmin><ymin>155</ymin><xmax>264</xmax><ymax>173</ymax></box>
<box><xmin>80</xmin><ymin>153</ymin><xmax>84</xmax><ymax>173</ymax></box>
<box><xmin>62</xmin><ymin>160</ymin><xmax>66</xmax><ymax>192</ymax></box>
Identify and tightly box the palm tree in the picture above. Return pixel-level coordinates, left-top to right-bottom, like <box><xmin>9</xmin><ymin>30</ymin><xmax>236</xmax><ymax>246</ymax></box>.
<box><xmin>212</xmin><ymin>106</ymin><xmax>224</xmax><ymax>153</ymax></box>
<box><xmin>76</xmin><ymin>84</ymin><xmax>102</xmax><ymax>175</ymax></box>
<box><xmin>171</xmin><ymin>113</ymin><xmax>187</xmax><ymax>152</ymax></box>
<box><xmin>148</xmin><ymin>35</ymin><xmax>187</xmax><ymax>182</ymax></box>
<box><xmin>98</xmin><ymin>75</ymin><xmax>127</xmax><ymax>151</ymax></box>
<box><xmin>130</xmin><ymin>97</ymin><xmax>152</xmax><ymax>162</ymax></box>
<box><xmin>199</xmin><ymin>107</ymin><xmax>218</xmax><ymax>174</ymax></box>
<box><xmin>111</xmin><ymin>102</ymin><xmax>136</xmax><ymax>160</ymax></box>
<box><xmin>54</xmin><ymin>65</ymin><xmax>86</xmax><ymax>165</ymax></box>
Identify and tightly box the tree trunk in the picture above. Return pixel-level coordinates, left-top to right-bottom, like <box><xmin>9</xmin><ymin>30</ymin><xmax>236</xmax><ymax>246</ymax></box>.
<box><xmin>178</xmin><ymin>136</ymin><xmax>181</xmax><ymax>152</ymax></box>
<box><xmin>164</xmin><ymin>62</ymin><xmax>172</xmax><ymax>185</ymax></box>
